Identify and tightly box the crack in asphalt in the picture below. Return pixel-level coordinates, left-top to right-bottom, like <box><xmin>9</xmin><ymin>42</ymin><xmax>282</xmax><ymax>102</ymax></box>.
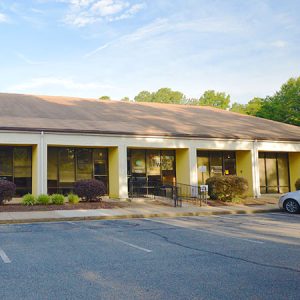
<box><xmin>1</xmin><ymin>219</ymin><xmax>300</xmax><ymax>275</ymax></box>
<box><xmin>146</xmin><ymin>230</ymin><xmax>300</xmax><ymax>274</ymax></box>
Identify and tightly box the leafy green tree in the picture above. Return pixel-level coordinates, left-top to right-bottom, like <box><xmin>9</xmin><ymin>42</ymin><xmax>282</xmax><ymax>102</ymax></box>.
<box><xmin>121</xmin><ymin>97</ymin><xmax>130</xmax><ymax>101</ymax></box>
<box><xmin>134</xmin><ymin>90</ymin><xmax>153</xmax><ymax>102</ymax></box>
<box><xmin>99</xmin><ymin>96</ymin><xmax>110</xmax><ymax>100</ymax></box>
<box><xmin>230</xmin><ymin>98</ymin><xmax>263</xmax><ymax>115</ymax></box>
<box><xmin>246</xmin><ymin>97</ymin><xmax>263</xmax><ymax>116</ymax></box>
<box><xmin>153</xmin><ymin>88</ymin><xmax>184</xmax><ymax>104</ymax></box>
<box><xmin>256</xmin><ymin>77</ymin><xmax>300</xmax><ymax>126</ymax></box>
<box><xmin>230</xmin><ymin>102</ymin><xmax>247</xmax><ymax>114</ymax></box>
<box><xmin>134</xmin><ymin>88</ymin><xmax>185</xmax><ymax>104</ymax></box>
<box><xmin>198</xmin><ymin>90</ymin><xmax>230</xmax><ymax>109</ymax></box>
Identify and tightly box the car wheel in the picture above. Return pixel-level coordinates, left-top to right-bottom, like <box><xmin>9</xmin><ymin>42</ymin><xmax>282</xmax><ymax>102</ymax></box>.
<box><xmin>284</xmin><ymin>199</ymin><xmax>300</xmax><ymax>214</ymax></box>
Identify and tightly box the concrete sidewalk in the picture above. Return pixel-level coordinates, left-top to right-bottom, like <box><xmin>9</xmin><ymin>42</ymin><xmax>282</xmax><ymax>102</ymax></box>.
<box><xmin>0</xmin><ymin>202</ymin><xmax>280</xmax><ymax>224</ymax></box>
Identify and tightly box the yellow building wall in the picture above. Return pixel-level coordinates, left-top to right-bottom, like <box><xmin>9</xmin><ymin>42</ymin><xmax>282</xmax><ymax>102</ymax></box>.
<box><xmin>108</xmin><ymin>147</ymin><xmax>119</xmax><ymax>198</ymax></box>
<box><xmin>289</xmin><ymin>152</ymin><xmax>300</xmax><ymax>191</ymax></box>
<box><xmin>176</xmin><ymin>149</ymin><xmax>190</xmax><ymax>185</ymax></box>
<box><xmin>32</xmin><ymin>145</ymin><xmax>39</xmax><ymax>196</ymax></box>
<box><xmin>236</xmin><ymin>150</ymin><xmax>254</xmax><ymax>196</ymax></box>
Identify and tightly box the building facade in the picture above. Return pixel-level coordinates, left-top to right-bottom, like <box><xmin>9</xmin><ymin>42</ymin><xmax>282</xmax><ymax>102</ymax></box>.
<box><xmin>0</xmin><ymin>93</ymin><xmax>300</xmax><ymax>199</ymax></box>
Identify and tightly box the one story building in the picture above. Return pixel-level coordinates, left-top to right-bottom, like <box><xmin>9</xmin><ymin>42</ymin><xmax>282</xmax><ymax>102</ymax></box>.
<box><xmin>0</xmin><ymin>92</ymin><xmax>300</xmax><ymax>199</ymax></box>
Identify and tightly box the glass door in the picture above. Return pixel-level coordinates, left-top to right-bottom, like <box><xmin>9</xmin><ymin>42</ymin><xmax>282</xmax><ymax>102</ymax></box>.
<box><xmin>259</xmin><ymin>152</ymin><xmax>290</xmax><ymax>193</ymax></box>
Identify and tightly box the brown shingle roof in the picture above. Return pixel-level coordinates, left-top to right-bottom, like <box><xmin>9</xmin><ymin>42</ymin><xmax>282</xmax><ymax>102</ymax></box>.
<box><xmin>0</xmin><ymin>92</ymin><xmax>299</xmax><ymax>141</ymax></box>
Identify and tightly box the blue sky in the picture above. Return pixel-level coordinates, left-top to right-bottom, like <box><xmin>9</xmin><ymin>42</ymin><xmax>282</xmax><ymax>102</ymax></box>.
<box><xmin>0</xmin><ymin>0</ymin><xmax>299</xmax><ymax>104</ymax></box>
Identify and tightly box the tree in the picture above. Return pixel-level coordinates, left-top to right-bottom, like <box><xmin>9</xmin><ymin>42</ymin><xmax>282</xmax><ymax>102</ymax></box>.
<box><xmin>198</xmin><ymin>90</ymin><xmax>230</xmax><ymax>109</ymax></box>
<box><xmin>246</xmin><ymin>97</ymin><xmax>263</xmax><ymax>116</ymax></box>
<box><xmin>121</xmin><ymin>97</ymin><xmax>130</xmax><ymax>101</ymax></box>
<box><xmin>256</xmin><ymin>77</ymin><xmax>300</xmax><ymax>126</ymax></box>
<box><xmin>134</xmin><ymin>90</ymin><xmax>152</xmax><ymax>102</ymax></box>
<box><xmin>134</xmin><ymin>88</ymin><xmax>185</xmax><ymax>104</ymax></box>
<box><xmin>152</xmin><ymin>88</ymin><xmax>184</xmax><ymax>104</ymax></box>
<box><xmin>230</xmin><ymin>97</ymin><xmax>263</xmax><ymax>115</ymax></box>
<box><xmin>99</xmin><ymin>96</ymin><xmax>110</xmax><ymax>100</ymax></box>
<box><xmin>230</xmin><ymin>102</ymin><xmax>247</xmax><ymax>114</ymax></box>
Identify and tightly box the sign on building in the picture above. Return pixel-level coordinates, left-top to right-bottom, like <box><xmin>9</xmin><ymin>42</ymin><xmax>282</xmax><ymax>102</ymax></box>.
<box><xmin>200</xmin><ymin>185</ymin><xmax>208</xmax><ymax>192</ymax></box>
<box><xmin>198</xmin><ymin>165</ymin><xmax>207</xmax><ymax>173</ymax></box>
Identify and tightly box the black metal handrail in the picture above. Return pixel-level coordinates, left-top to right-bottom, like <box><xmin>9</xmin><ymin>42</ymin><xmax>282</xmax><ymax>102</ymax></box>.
<box><xmin>128</xmin><ymin>180</ymin><xmax>207</xmax><ymax>207</ymax></box>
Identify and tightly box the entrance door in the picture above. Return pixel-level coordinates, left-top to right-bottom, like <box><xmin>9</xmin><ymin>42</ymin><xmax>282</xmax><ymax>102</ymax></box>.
<box><xmin>259</xmin><ymin>152</ymin><xmax>290</xmax><ymax>193</ymax></box>
<box><xmin>128</xmin><ymin>149</ymin><xmax>176</xmax><ymax>196</ymax></box>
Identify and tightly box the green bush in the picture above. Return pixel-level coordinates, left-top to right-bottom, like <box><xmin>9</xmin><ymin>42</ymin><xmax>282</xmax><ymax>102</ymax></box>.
<box><xmin>21</xmin><ymin>194</ymin><xmax>36</xmax><ymax>206</ymax></box>
<box><xmin>68</xmin><ymin>193</ymin><xmax>79</xmax><ymax>204</ymax></box>
<box><xmin>295</xmin><ymin>178</ymin><xmax>300</xmax><ymax>190</ymax></box>
<box><xmin>36</xmin><ymin>194</ymin><xmax>51</xmax><ymax>205</ymax></box>
<box><xmin>51</xmin><ymin>194</ymin><xmax>65</xmax><ymax>205</ymax></box>
<box><xmin>206</xmin><ymin>175</ymin><xmax>248</xmax><ymax>201</ymax></box>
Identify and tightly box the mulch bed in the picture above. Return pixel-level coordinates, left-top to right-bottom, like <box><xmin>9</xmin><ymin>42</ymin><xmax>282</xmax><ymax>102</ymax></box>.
<box><xmin>150</xmin><ymin>200</ymin><xmax>174</xmax><ymax>207</ymax></box>
<box><xmin>0</xmin><ymin>201</ymin><xmax>129</xmax><ymax>212</ymax></box>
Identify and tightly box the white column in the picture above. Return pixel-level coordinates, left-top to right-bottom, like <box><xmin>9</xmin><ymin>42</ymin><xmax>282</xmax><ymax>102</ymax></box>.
<box><xmin>32</xmin><ymin>132</ymin><xmax>47</xmax><ymax>195</ymax></box>
<box><xmin>176</xmin><ymin>147</ymin><xmax>198</xmax><ymax>197</ymax></box>
<box><xmin>252</xmin><ymin>141</ymin><xmax>260</xmax><ymax>198</ymax></box>
<box><xmin>118</xmin><ymin>144</ymin><xmax>128</xmax><ymax>199</ymax></box>
<box><xmin>41</xmin><ymin>133</ymin><xmax>47</xmax><ymax>195</ymax></box>
<box><xmin>109</xmin><ymin>145</ymin><xmax>128</xmax><ymax>199</ymax></box>
<box><xmin>190</xmin><ymin>147</ymin><xmax>198</xmax><ymax>196</ymax></box>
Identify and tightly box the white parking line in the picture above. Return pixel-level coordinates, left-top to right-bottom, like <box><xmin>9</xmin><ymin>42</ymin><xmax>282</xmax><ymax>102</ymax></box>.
<box><xmin>0</xmin><ymin>247</ymin><xmax>11</xmax><ymax>263</ymax></box>
<box><xmin>146</xmin><ymin>218</ymin><xmax>264</xmax><ymax>244</ymax></box>
<box><xmin>212</xmin><ymin>215</ymin><xmax>242</xmax><ymax>220</ymax></box>
<box><xmin>112</xmin><ymin>237</ymin><xmax>152</xmax><ymax>253</ymax></box>
<box><xmin>68</xmin><ymin>222</ymin><xmax>77</xmax><ymax>225</ymax></box>
<box><xmin>70</xmin><ymin>221</ymin><xmax>153</xmax><ymax>253</ymax></box>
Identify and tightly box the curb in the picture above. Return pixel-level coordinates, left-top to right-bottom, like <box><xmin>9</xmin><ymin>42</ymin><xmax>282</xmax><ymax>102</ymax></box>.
<box><xmin>0</xmin><ymin>208</ymin><xmax>281</xmax><ymax>225</ymax></box>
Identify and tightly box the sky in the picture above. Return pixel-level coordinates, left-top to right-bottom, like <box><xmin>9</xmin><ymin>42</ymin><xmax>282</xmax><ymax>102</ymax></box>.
<box><xmin>0</xmin><ymin>0</ymin><xmax>299</xmax><ymax>104</ymax></box>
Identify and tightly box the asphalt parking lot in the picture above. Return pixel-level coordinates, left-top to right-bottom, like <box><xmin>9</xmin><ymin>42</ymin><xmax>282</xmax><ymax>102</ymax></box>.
<box><xmin>0</xmin><ymin>213</ymin><xmax>299</xmax><ymax>300</ymax></box>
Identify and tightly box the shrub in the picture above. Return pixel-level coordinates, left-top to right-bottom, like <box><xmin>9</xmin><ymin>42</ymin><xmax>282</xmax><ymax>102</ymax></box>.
<box><xmin>228</xmin><ymin>176</ymin><xmax>249</xmax><ymax>196</ymax></box>
<box><xmin>36</xmin><ymin>194</ymin><xmax>51</xmax><ymax>205</ymax></box>
<box><xmin>206</xmin><ymin>175</ymin><xmax>248</xmax><ymax>201</ymax></box>
<box><xmin>68</xmin><ymin>193</ymin><xmax>79</xmax><ymax>204</ymax></box>
<box><xmin>22</xmin><ymin>194</ymin><xmax>36</xmax><ymax>206</ymax></box>
<box><xmin>0</xmin><ymin>179</ymin><xmax>16</xmax><ymax>205</ymax></box>
<box><xmin>74</xmin><ymin>179</ymin><xmax>106</xmax><ymax>202</ymax></box>
<box><xmin>295</xmin><ymin>178</ymin><xmax>300</xmax><ymax>191</ymax></box>
<box><xmin>51</xmin><ymin>194</ymin><xmax>65</xmax><ymax>205</ymax></box>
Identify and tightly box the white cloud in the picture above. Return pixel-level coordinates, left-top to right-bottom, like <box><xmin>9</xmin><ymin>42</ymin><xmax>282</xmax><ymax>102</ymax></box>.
<box><xmin>68</xmin><ymin>0</ymin><xmax>95</xmax><ymax>7</ymax></box>
<box><xmin>122</xmin><ymin>18</ymin><xmax>169</xmax><ymax>42</ymax></box>
<box><xmin>15</xmin><ymin>52</ymin><xmax>47</xmax><ymax>65</ymax></box>
<box><xmin>65</xmin><ymin>13</ymin><xmax>97</xmax><ymax>27</ymax></box>
<box><xmin>84</xmin><ymin>16</ymin><xmax>242</xmax><ymax>57</ymax></box>
<box><xmin>91</xmin><ymin>0</ymin><xmax>129</xmax><ymax>16</ymax></box>
<box><xmin>110</xmin><ymin>2</ymin><xmax>144</xmax><ymax>21</ymax></box>
<box><xmin>0</xmin><ymin>12</ymin><xmax>9</xmax><ymax>23</ymax></box>
<box><xmin>7</xmin><ymin>77</ymin><xmax>114</xmax><ymax>93</ymax></box>
<box><xmin>84</xmin><ymin>42</ymin><xmax>112</xmax><ymax>57</ymax></box>
<box><xmin>54</xmin><ymin>0</ymin><xmax>94</xmax><ymax>7</ymax></box>
<box><xmin>63</xmin><ymin>0</ymin><xmax>145</xmax><ymax>27</ymax></box>
<box><xmin>84</xmin><ymin>18</ymin><xmax>167</xmax><ymax>57</ymax></box>
<box><xmin>271</xmin><ymin>40</ymin><xmax>287</xmax><ymax>48</ymax></box>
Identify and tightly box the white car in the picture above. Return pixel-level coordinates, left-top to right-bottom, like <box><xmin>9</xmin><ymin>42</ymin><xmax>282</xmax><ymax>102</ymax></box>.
<box><xmin>279</xmin><ymin>191</ymin><xmax>300</xmax><ymax>214</ymax></box>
